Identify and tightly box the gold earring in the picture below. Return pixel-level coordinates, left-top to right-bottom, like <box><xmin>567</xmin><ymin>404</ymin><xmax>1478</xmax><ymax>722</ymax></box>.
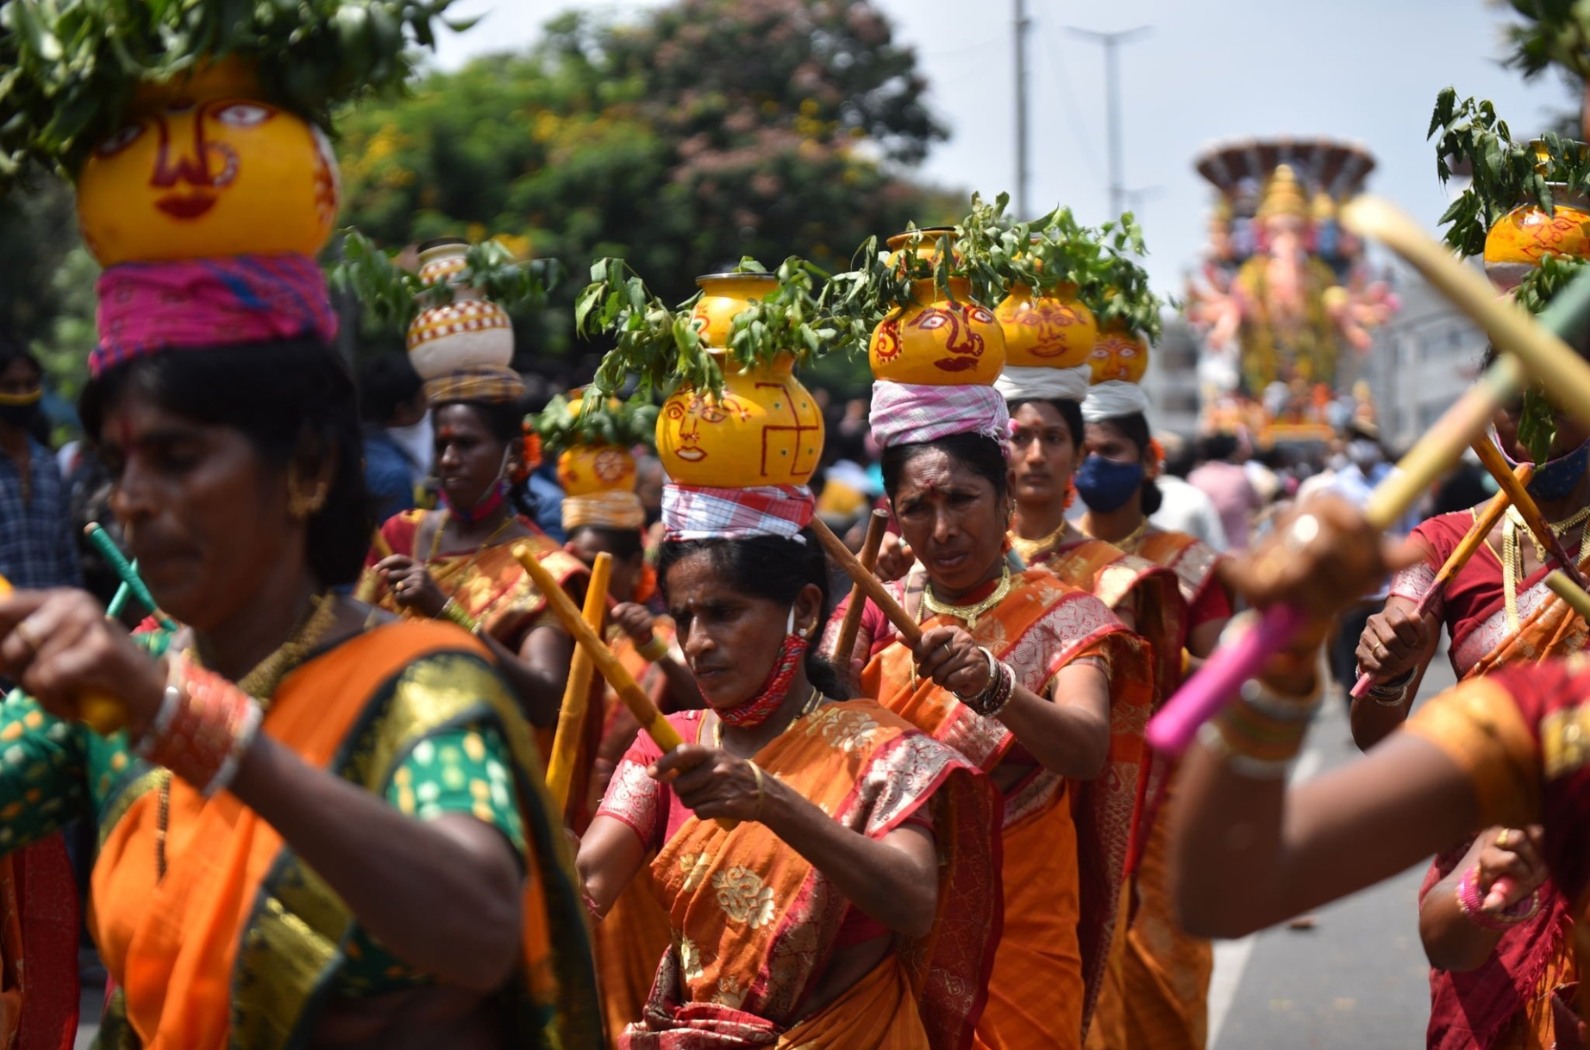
<box><xmin>287</xmin><ymin>481</ymin><xmax>328</xmax><ymax>520</ymax></box>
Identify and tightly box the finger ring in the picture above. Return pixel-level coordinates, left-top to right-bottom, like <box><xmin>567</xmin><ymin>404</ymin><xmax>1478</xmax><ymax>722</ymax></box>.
<box><xmin>11</xmin><ymin>620</ymin><xmax>41</xmax><ymax>657</ymax></box>
<box><xmin>1285</xmin><ymin>514</ymin><xmax>1321</xmax><ymax>552</ymax></box>
<box><xmin>1495</xmin><ymin>829</ymin><xmax>1512</xmax><ymax>849</ymax></box>
<box><xmin>1376</xmin><ymin>643</ymin><xmax>1387</xmax><ymax>659</ymax></box>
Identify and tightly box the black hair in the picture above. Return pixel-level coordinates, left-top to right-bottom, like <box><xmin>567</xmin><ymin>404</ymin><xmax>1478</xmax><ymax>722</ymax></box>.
<box><xmin>879</xmin><ymin>431</ymin><xmax>1009</xmax><ymax>504</ymax></box>
<box><xmin>433</xmin><ymin>399</ymin><xmax>524</xmax><ymax>444</ymax></box>
<box><xmin>568</xmin><ymin>524</ymin><xmax>645</xmax><ymax>561</ymax></box>
<box><xmin>357</xmin><ymin>354</ymin><xmax>423</xmax><ymax>424</ymax></box>
<box><xmin>0</xmin><ymin>340</ymin><xmax>42</xmax><ymax>382</ymax></box>
<box><xmin>1197</xmin><ymin>432</ymin><xmax>1240</xmax><ymax>464</ymax></box>
<box><xmin>79</xmin><ymin>339</ymin><xmax>370</xmax><ymax>587</ymax></box>
<box><xmin>1093</xmin><ymin>412</ymin><xmax>1163</xmax><ymax>516</ymax></box>
<box><xmin>1006</xmin><ymin>397</ymin><xmax>1084</xmax><ymax>449</ymax></box>
<box><xmin>656</xmin><ymin>527</ymin><xmax>848</xmax><ymax>699</ymax></box>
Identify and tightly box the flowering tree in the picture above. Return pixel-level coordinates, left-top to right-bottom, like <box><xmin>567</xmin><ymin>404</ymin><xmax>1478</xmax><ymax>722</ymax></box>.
<box><xmin>336</xmin><ymin>0</ymin><xmax>957</xmax><ymax>358</ymax></box>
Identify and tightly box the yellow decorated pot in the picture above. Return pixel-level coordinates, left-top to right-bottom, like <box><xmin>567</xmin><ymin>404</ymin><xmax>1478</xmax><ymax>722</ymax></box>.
<box><xmin>1088</xmin><ymin>325</ymin><xmax>1150</xmax><ymax>385</ymax></box>
<box><xmin>657</xmin><ymin>354</ymin><xmax>825</xmax><ymax>487</ymax></box>
<box><xmin>1483</xmin><ymin>201</ymin><xmax>1590</xmax><ymax>292</ymax></box>
<box><xmin>76</xmin><ymin>60</ymin><xmax>340</xmax><ymax>266</ymax></box>
<box><xmin>995</xmin><ymin>282</ymin><xmax>1098</xmax><ymax>368</ymax></box>
<box><xmin>869</xmin><ymin>276</ymin><xmax>1006</xmax><ymax>385</ymax></box>
<box><xmin>558</xmin><ymin>445</ymin><xmax>637</xmax><ymax>497</ymax></box>
<box><xmin>405</xmin><ymin>240</ymin><xmax>514</xmax><ymax>380</ymax></box>
<box><xmin>692</xmin><ymin>273</ymin><xmax>779</xmax><ymax>349</ymax></box>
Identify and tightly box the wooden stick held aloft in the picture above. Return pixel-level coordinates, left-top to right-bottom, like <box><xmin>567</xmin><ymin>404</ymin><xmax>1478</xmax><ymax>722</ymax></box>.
<box><xmin>809</xmin><ymin>518</ymin><xmax>923</xmax><ymax>647</ymax></box>
<box><xmin>544</xmin><ymin>551</ymin><xmax>611</xmax><ymax>816</ymax></box>
<box><xmin>1547</xmin><ymin>570</ymin><xmax>1590</xmax><ymax>620</ymax></box>
<box><xmin>829</xmin><ymin>510</ymin><xmax>890</xmax><ymax>665</ymax></box>
<box><xmin>1348</xmin><ymin>464</ymin><xmax>1529</xmax><ymax>700</ymax></box>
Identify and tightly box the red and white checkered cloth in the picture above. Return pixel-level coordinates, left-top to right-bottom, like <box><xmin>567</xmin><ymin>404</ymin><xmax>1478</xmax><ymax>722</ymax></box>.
<box><xmin>661</xmin><ymin>484</ymin><xmax>814</xmax><ymax>541</ymax></box>
<box><xmin>868</xmin><ymin>380</ymin><xmax>1010</xmax><ymax>455</ymax></box>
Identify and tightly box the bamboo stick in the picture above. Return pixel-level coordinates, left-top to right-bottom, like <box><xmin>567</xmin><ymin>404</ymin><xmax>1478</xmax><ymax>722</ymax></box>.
<box><xmin>809</xmin><ymin>518</ymin><xmax>923</xmax><ymax>647</ymax></box>
<box><xmin>544</xmin><ymin>551</ymin><xmax>611</xmax><ymax>815</ymax></box>
<box><xmin>1470</xmin><ymin>438</ymin><xmax>1590</xmax><ymax>590</ymax></box>
<box><xmin>1348</xmin><ymin>463</ymin><xmax>1529</xmax><ymax>700</ymax></box>
<box><xmin>1547</xmin><ymin>570</ymin><xmax>1590</xmax><ymax>620</ymax></box>
<box><xmin>513</xmin><ymin>545</ymin><xmax>737</xmax><ymax>831</ymax></box>
<box><xmin>828</xmin><ymin>510</ymin><xmax>891</xmax><ymax>665</ymax></box>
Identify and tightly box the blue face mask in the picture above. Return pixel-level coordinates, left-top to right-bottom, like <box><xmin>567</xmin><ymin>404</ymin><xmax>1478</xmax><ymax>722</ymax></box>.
<box><xmin>1495</xmin><ymin>432</ymin><xmax>1590</xmax><ymax>502</ymax></box>
<box><xmin>1074</xmin><ymin>455</ymin><xmax>1144</xmax><ymax>513</ymax></box>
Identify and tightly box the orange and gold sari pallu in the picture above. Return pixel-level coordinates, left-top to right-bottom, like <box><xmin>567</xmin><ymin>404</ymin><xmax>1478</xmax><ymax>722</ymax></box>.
<box><xmin>89</xmin><ymin>622</ymin><xmax>601</xmax><ymax>1050</ymax></box>
<box><xmin>625</xmin><ymin>702</ymin><xmax>1000</xmax><ymax>1050</ymax></box>
<box><xmin>862</xmin><ymin>569</ymin><xmax>1153</xmax><ymax>1049</ymax></box>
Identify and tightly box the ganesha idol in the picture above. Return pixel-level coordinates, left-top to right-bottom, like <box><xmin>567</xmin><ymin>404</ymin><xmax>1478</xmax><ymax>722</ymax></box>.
<box><xmin>868</xmin><ymin>229</ymin><xmax>1007</xmax><ymax>386</ymax></box>
<box><xmin>75</xmin><ymin>58</ymin><xmax>340</xmax><ymax>266</ymax></box>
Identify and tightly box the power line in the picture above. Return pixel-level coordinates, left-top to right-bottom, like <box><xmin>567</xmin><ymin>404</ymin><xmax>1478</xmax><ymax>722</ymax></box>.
<box><xmin>1063</xmin><ymin>23</ymin><xmax>1152</xmax><ymax>218</ymax></box>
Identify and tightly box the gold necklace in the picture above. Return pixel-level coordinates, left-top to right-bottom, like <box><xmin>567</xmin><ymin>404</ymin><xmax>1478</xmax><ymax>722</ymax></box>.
<box><xmin>155</xmin><ymin>591</ymin><xmax>341</xmax><ymax>880</ymax></box>
<box><xmin>1081</xmin><ymin>516</ymin><xmax>1149</xmax><ymax>554</ymax></box>
<box><xmin>1504</xmin><ymin>505</ymin><xmax>1590</xmax><ymax>563</ymax></box>
<box><xmin>710</xmin><ymin>686</ymin><xmax>823</xmax><ymax>750</ymax></box>
<box><xmin>426</xmin><ymin>508</ymin><xmax>519</xmax><ymax>564</ymax></box>
<box><xmin>920</xmin><ymin>563</ymin><xmax>1012</xmax><ymax>632</ymax></box>
<box><xmin>1010</xmin><ymin>519</ymin><xmax>1071</xmax><ymax>566</ymax></box>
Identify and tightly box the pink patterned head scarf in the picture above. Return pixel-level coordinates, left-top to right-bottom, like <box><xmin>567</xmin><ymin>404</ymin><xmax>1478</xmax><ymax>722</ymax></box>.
<box><xmin>867</xmin><ymin>380</ymin><xmax>1011</xmax><ymax>456</ymax></box>
<box><xmin>92</xmin><ymin>254</ymin><xmax>337</xmax><ymax>377</ymax></box>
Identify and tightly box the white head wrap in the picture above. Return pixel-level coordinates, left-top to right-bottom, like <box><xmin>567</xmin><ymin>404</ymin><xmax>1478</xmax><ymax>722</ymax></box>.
<box><xmin>1081</xmin><ymin>380</ymin><xmax>1151</xmax><ymax>423</ymax></box>
<box><xmin>994</xmin><ymin>364</ymin><xmax>1092</xmax><ymax>405</ymax></box>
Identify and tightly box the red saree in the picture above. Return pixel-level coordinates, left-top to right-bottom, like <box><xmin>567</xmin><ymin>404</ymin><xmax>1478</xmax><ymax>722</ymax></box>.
<box><xmin>1391</xmin><ymin>507</ymin><xmax>1590</xmax><ymax>1049</ymax></box>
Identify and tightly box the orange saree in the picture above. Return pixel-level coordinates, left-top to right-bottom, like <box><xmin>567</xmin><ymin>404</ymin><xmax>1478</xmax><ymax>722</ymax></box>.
<box><xmin>600</xmin><ymin>703</ymin><xmax>1001</xmax><ymax>1049</ymax></box>
<box><xmin>1087</xmin><ymin>528</ymin><xmax>1226</xmax><ymax>1050</ymax></box>
<box><xmin>87</xmin><ymin>621</ymin><xmax>602</xmax><ymax>1050</ymax></box>
<box><xmin>860</xmin><ymin>567</ymin><xmax>1151</xmax><ymax>1050</ymax></box>
<box><xmin>592</xmin><ymin>620</ymin><xmax>686</xmax><ymax>1037</ymax></box>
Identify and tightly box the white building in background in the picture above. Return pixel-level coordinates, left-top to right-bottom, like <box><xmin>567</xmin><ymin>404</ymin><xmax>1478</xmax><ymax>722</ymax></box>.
<box><xmin>1349</xmin><ymin>270</ymin><xmax>1484</xmax><ymax>452</ymax></box>
<box><xmin>1141</xmin><ymin>314</ymin><xmax>1202</xmax><ymax>438</ymax></box>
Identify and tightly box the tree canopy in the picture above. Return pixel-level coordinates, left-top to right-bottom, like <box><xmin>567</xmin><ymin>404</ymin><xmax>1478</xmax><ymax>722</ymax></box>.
<box><xmin>334</xmin><ymin>0</ymin><xmax>960</xmax><ymax>363</ymax></box>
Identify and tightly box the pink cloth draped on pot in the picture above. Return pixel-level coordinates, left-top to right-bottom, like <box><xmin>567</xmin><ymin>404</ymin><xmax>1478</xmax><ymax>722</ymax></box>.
<box><xmin>661</xmin><ymin>484</ymin><xmax>814</xmax><ymax>542</ymax></box>
<box><xmin>92</xmin><ymin>254</ymin><xmax>337</xmax><ymax>376</ymax></box>
<box><xmin>868</xmin><ymin>379</ymin><xmax>1011</xmax><ymax>456</ymax></box>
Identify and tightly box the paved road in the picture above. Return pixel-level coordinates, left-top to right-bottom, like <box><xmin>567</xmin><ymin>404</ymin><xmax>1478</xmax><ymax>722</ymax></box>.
<box><xmin>1209</xmin><ymin>646</ymin><xmax>1458</xmax><ymax>1049</ymax></box>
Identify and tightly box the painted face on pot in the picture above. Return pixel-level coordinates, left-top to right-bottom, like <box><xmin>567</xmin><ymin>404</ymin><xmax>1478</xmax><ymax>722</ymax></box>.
<box><xmin>1088</xmin><ymin>330</ymin><xmax>1149</xmax><ymax>384</ymax></box>
<box><xmin>76</xmin><ymin>97</ymin><xmax>340</xmax><ymax>266</ymax></box>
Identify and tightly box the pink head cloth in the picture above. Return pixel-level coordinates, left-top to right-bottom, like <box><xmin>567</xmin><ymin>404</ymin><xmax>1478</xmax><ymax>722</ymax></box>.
<box><xmin>867</xmin><ymin>379</ymin><xmax>1011</xmax><ymax>457</ymax></box>
<box><xmin>92</xmin><ymin>254</ymin><xmax>337</xmax><ymax>377</ymax></box>
<box><xmin>661</xmin><ymin>484</ymin><xmax>814</xmax><ymax>542</ymax></box>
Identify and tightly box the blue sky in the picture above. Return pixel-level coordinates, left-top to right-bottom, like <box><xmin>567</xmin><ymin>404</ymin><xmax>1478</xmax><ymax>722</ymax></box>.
<box><xmin>430</xmin><ymin>0</ymin><xmax>1565</xmax><ymax>296</ymax></box>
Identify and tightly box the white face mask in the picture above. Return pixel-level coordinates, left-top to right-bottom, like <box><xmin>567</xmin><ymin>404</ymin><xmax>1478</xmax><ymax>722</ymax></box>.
<box><xmin>388</xmin><ymin>412</ymin><xmax>433</xmax><ymax>475</ymax></box>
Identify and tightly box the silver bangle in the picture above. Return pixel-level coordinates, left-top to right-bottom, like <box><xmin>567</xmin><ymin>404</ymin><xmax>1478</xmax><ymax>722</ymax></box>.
<box><xmin>1238</xmin><ymin>678</ymin><xmax>1322</xmax><ymax>722</ymax></box>
<box><xmin>1197</xmin><ymin>721</ymin><xmax>1297</xmax><ymax>780</ymax></box>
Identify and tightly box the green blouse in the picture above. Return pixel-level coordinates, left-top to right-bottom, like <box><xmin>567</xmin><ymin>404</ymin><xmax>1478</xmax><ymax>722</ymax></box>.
<box><xmin>0</xmin><ymin>660</ymin><xmax>526</xmax><ymax>995</ymax></box>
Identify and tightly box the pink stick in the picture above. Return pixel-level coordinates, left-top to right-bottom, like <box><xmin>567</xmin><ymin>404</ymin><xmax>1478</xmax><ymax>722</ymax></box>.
<box><xmin>1145</xmin><ymin>604</ymin><xmax>1310</xmax><ymax>755</ymax></box>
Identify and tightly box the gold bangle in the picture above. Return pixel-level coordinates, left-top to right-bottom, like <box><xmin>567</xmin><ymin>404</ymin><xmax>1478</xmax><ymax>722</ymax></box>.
<box><xmin>747</xmin><ymin>761</ymin><xmax>766</xmax><ymax>821</ymax></box>
<box><xmin>636</xmin><ymin>634</ymin><xmax>669</xmax><ymax>662</ymax></box>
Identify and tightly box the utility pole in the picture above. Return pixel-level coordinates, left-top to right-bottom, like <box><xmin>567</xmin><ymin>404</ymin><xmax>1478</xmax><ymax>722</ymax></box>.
<box><xmin>1014</xmin><ymin>0</ymin><xmax>1031</xmax><ymax>215</ymax></box>
<box><xmin>1065</xmin><ymin>25</ymin><xmax>1152</xmax><ymax>218</ymax></box>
